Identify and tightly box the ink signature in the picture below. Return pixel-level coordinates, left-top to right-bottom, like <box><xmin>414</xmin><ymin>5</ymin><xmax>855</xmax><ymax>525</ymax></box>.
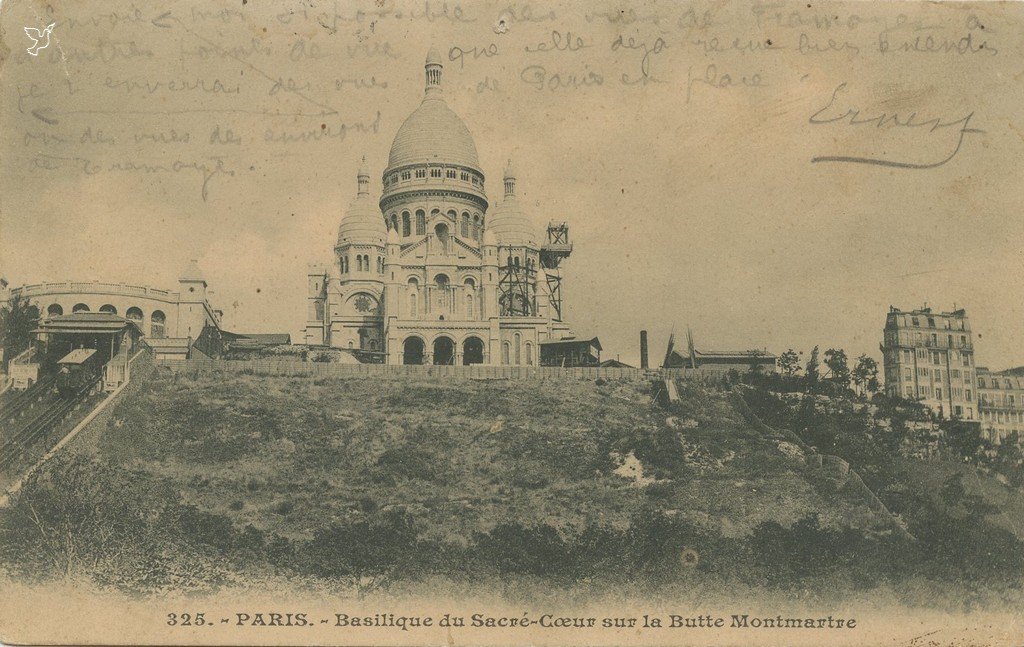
<box><xmin>809</xmin><ymin>82</ymin><xmax>984</xmax><ymax>169</ymax></box>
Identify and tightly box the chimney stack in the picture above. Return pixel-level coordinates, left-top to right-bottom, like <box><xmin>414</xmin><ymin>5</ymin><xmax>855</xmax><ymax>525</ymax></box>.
<box><xmin>640</xmin><ymin>330</ymin><xmax>649</xmax><ymax>369</ymax></box>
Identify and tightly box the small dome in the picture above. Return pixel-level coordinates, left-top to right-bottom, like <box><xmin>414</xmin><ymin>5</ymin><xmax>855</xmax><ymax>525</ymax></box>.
<box><xmin>337</xmin><ymin>161</ymin><xmax>386</xmax><ymax>247</ymax></box>
<box><xmin>489</xmin><ymin>162</ymin><xmax>536</xmax><ymax>246</ymax></box>
<box><xmin>487</xmin><ymin>197</ymin><xmax>536</xmax><ymax>247</ymax></box>
<box><xmin>337</xmin><ymin>199</ymin><xmax>385</xmax><ymax>247</ymax></box>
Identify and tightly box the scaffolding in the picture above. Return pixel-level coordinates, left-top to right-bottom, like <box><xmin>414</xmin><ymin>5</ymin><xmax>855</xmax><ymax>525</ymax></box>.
<box><xmin>498</xmin><ymin>254</ymin><xmax>537</xmax><ymax>316</ymax></box>
<box><xmin>539</xmin><ymin>222</ymin><xmax>573</xmax><ymax>320</ymax></box>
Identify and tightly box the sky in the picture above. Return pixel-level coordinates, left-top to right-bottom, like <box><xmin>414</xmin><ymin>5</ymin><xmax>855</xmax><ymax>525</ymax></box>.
<box><xmin>1</xmin><ymin>0</ymin><xmax>1022</xmax><ymax>369</ymax></box>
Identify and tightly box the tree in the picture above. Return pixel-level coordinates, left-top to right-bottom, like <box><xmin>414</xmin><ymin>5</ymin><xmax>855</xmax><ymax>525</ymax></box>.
<box><xmin>823</xmin><ymin>348</ymin><xmax>851</xmax><ymax>389</ymax></box>
<box><xmin>941</xmin><ymin>419</ymin><xmax>987</xmax><ymax>461</ymax></box>
<box><xmin>851</xmin><ymin>355</ymin><xmax>880</xmax><ymax>398</ymax></box>
<box><xmin>805</xmin><ymin>346</ymin><xmax>820</xmax><ymax>386</ymax></box>
<box><xmin>779</xmin><ymin>349</ymin><xmax>802</xmax><ymax>377</ymax></box>
<box><xmin>0</xmin><ymin>293</ymin><xmax>39</xmax><ymax>370</ymax></box>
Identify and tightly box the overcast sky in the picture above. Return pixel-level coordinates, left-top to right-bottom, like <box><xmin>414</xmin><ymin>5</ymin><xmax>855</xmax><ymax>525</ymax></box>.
<box><xmin>2</xmin><ymin>0</ymin><xmax>1022</xmax><ymax>368</ymax></box>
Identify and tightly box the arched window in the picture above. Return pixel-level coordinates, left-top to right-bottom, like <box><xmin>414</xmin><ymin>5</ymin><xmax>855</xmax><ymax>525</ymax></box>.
<box><xmin>369</xmin><ymin>340</ymin><xmax>378</xmax><ymax>351</ymax></box>
<box><xmin>378</xmin><ymin>257</ymin><xmax>384</xmax><ymax>273</ymax></box>
<box><xmin>348</xmin><ymin>340</ymin><xmax>354</xmax><ymax>348</ymax></box>
<box><xmin>402</xmin><ymin>212</ymin><xmax>411</xmax><ymax>237</ymax></box>
<box><xmin>72</xmin><ymin>303</ymin><xmax>90</xmax><ymax>313</ymax></box>
<box><xmin>390</xmin><ymin>214</ymin><xmax>399</xmax><ymax>231</ymax></box>
<box><xmin>126</xmin><ymin>307</ymin><xmax>143</xmax><ymax>322</ymax></box>
<box><xmin>408</xmin><ymin>278</ymin><xmax>419</xmax><ymax>318</ymax></box>
<box><xmin>473</xmin><ymin>215</ymin><xmax>482</xmax><ymax>240</ymax></box>
<box><xmin>447</xmin><ymin>209</ymin><xmax>457</xmax><ymax>222</ymax></box>
<box><xmin>47</xmin><ymin>303</ymin><xmax>63</xmax><ymax>316</ymax></box>
<box><xmin>502</xmin><ymin>341</ymin><xmax>511</xmax><ymax>365</ymax></box>
<box><xmin>464</xmin><ymin>278</ymin><xmax>476</xmax><ymax>319</ymax></box>
<box><xmin>525</xmin><ymin>342</ymin><xmax>534</xmax><ymax>366</ymax></box>
<box><xmin>99</xmin><ymin>304</ymin><xmax>117</xmax><ymax>314</ymax></box>
<box><xmin>415</xmin><ymin>210</ymin><xmax>426</xmax><ymax>235</ymax></box>
<box><xmin>514</xmin><ymin>333</ymin><xmax>522</xmax><ymax>365</ymax></box>
<box><xmin>151</xmin><ymin>310</ymin><xmax>166</xmax><ymax>338</ymax></box>
<box><xmin>460</xmin><ymin>212</ymin><xmax>470</xmax><ymax>237</ymax></box>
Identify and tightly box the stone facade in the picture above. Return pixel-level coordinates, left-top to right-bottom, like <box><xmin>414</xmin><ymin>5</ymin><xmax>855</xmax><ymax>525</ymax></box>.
<box><xmin>305</xmin><ymin>49</ymin><xmax>573</xmax><ymax>365</ymax></box>
<box><xmin>881</xmin><ymin>306</ymin><xmax>978</xmax><ymax>421</ymax></box>
<box><xmin>3</xmin><ymin>260</ymin><xmax>221</xmax><ymax>343</ymax></box>
<box><xmin>976</xmin><ymin>369</ymin><xmax>1024</xmax><ymax>443</ymax></box>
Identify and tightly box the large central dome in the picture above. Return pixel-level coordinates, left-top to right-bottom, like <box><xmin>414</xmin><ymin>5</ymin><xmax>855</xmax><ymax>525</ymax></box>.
<box><xmin>385</xmin><ymin>48</ymin><xmax>481</xmax><ymax>172</ymax></box>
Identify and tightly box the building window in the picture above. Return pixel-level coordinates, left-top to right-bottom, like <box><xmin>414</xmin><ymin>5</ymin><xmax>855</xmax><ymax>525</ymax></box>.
<box><xmin>126</xmin><ymin>306</ymin><xmax>143</xmax><ymax>322</ymax></box>
<box><xmin>47</xmin><ymin>303</ymin><xmax>63</xmax><ymax>316</ymax></box>
<box><xmin>431</xmin><ymin>168</ymin><xmax>441</xmax><ymax>178</ymax></box>
<box><xmin>402</xmin><ymin>212</ymin><xmax>411</xmax><ymax>237</ymax></box>
<box><xmin>151</xmin><ymin>310</ymin><xmax>166</xmax><ymax>338</ymax></box>
<box><xmin>934</xmin><ymin>370</ymin><xmax>942</xmax><ymax>382</ymax></box>
<box><xmin>72</xmin><ymin>303</ymin><xmax>90</xmax><ymax>313</ymax></box>
<box><xmin>928</xmin><ymin>317</ymin><xmax>935</xmax><ymax>328</ymax></box>
<box><xmin>473</xmin><ymin>215</ymin><xmax>482</xmax><ymax>240</ymax></box>
<box><xmin>461</xmin><ymin>212</ymin><xmax>469</xmax><ymax>237</ymax></box>
<box><xmin>99</xmin><ymin>304</ymin><xmax>117</xmax><ymax>314</ymax></box>
<box><xmin>401</xmin><ymin>171</ymin><xmax>411</xmax><ymax>180</ymax></box>
<box><xmin>502</xmin><ymin>341</ymin><xmax>511</xmax><ymax>365</ymax></box>
<box><xmin>911</xmin><ymin>317</ymin><xmax>919</xmax><ymax>327</ymax></box>
<box><xmin>390</xmin><ymin>214</ymin><xmax>398</xmax><ymax>231</ymax></box>
<box><xmin>460</xmin><ymin>171</ymin><xmax>469</xmax><ymax>181</ymax></box>
<box><xmin>526</xmin><ymin>342</ymin><xmax>534</xmax><ymax>365</ymax></box>
<box><xmin>409</xmin><ymin>292</ymin><xmax>418</xmax><ymax>318</ymax></box>
<box><xmin>514</xmin><ymin>333</ymin><xmax>522</xmax><ymax>365</ymax></box>
<box><xmin>415</xmin><ymin>210</ymin><xmax>426</xmax><ymax>235</ymax></box>
<box><xmin>465</xmin><ymin>279</ymin><xmax>475</xmax><ymax>318</ymax></box>
<box><xmin>415</xmin><ymin>169</ymin><xmax>426</xmax><ymax>178</ymax></box>
<box><xmin>905</xmin><ymin>386</ymin><xmax>913</xmax><ymax>397</ymax></box>
<box><xmin>446</xmin><ymin>169</ymin><xmax>456</xmax><ymax>179</ymax></box>
<box><xmin>936</xmin><ymin>388</ymin><xmax>942</xmax><ymax>399</ymax></box>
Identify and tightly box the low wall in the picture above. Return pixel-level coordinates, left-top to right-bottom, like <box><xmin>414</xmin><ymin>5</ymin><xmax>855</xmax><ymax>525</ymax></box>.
<box><xmin>154</xmin><ymin>358</ymin><xmax>730</xmax><ymax>382</ymax></box>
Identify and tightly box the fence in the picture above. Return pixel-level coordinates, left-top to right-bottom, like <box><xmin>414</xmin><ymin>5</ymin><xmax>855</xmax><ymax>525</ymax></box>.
<box><xmin>154</xmin><ymin>358</ymin><xmax>733</xmax><ymax>383</ymax></box>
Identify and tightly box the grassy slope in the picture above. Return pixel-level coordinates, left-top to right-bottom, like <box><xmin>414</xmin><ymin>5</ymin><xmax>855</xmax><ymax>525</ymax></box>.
<box><xmin>82</xmin><ymin>371</ymin><xmax>893</xmax><ymax>543</ymax></box>
<box><xmin>891</xmin><ymin>458</ymin><xmax>1024</xmax><ymax>540</ymax></box>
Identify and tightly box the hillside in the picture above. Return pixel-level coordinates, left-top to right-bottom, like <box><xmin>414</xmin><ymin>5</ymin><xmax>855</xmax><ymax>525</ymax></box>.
<box><xmin>1</xmin><ymin>368</ymin><xmax>1021</xmax><ymax>605</ymax></box>
<box><xmin>76</xmin><ymin>371</ymin><xmax>896</xmax><ymax>540</ymax></box>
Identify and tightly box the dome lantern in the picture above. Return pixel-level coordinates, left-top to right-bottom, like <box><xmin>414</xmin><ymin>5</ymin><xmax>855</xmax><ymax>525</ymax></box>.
<box><xmin>503</xmin><ymin>159</ymin><xmax>516</xmax><ymax>197</ymax></box>
<box><xmin>357</xmin><ymin>155</ymin><xmax>370</xmax><ymax>196</ymax></box>
<box><xmin>425</xmin><ymin>46</ymin><xmax>443</xmax><ymax>95</ymax></box>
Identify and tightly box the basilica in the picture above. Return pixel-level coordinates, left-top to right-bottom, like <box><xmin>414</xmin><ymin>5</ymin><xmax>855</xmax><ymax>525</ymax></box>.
<box><xmin>304</xmin><ymin>48</ymin><xmax>575</xmax><ymax>365</ymax></box>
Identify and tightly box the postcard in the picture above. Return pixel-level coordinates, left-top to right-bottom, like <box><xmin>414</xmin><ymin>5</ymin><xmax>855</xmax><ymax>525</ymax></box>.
<box><xmin>1</xmin><ymin>0</ymin><xmax>1022</xmax><ymax>645</ymax></box>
